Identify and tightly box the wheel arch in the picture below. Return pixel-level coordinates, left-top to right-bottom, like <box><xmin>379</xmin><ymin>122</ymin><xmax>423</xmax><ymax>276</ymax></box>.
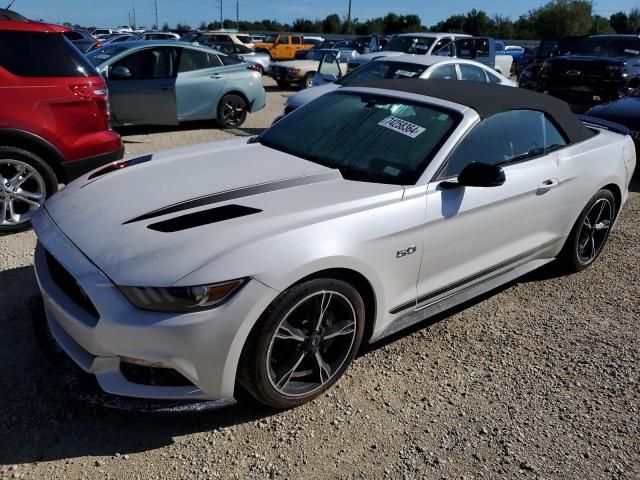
<box><xmin>601</xmin><ymin>182</ymin><xmax>622</xmax><ymax>218</ymax></box>
<box><xmin>0</xmin><ymin>129</ymin><xmax>65</xmax><ymax>182</ymax></box>
<box><xmin>287</xmin><ymin>267</ymin><xmax>378</xmax><ymax>344</ymax></box>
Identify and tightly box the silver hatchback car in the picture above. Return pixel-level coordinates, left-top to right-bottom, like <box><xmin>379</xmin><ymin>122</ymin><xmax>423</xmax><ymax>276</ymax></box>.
<box><xmin>87</xmin><ymin>41</ymin><xmax>266</xmax><ymax>128</ymax></box>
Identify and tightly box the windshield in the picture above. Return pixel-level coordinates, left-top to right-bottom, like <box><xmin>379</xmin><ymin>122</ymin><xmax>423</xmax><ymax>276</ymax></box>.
<box><xmin>574</xmin><ymin>36</ymin><xmax>640</xmax><ymax>57</ymax></box>
<box><xmin>263</xmin><ymin>35</ymin><xmax>276</xmax><ymax>43</ymax></box>
<box><xmin>260</xmin><ymin>92</ymin><xmax>459</xmax><ymax>185</ymax></box>
<box><xmin>236</xmin><ymin>35</ymin><xmax>252</xmax><ymax>44</ymax></box>
<box><xmin>383</xmin><ymin>36</ymin><xmax>436</xmax><ymax>54</ymax></box>
<box><xmin>87</xmin><ymin>45</ymin><xmax>129</xmax><ymax>66</ymax></box>
<box><xmin>337</xmin><ymin>61</ymin><xmax>429</xmax><ymax>86</ymax></box>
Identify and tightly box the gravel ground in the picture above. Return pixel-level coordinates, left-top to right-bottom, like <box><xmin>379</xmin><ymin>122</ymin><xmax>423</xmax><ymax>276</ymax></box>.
<box><xmin>1</xmin><ymin>78</ymin><xmax>639</xmax><ymax>480</ymax></box>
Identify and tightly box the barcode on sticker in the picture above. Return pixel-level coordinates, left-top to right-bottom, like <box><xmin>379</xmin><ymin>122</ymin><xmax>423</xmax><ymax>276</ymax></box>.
<box><xmin>378</xmin><ymin>116</ymin><xmax>426</xmax><ymax>138</ymax></box>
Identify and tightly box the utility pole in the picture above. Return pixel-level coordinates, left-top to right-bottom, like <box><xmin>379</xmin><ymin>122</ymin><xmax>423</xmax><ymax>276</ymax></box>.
<box><xmin>236</xmin><ymin>0</ymin><xmax>239</xmax><ymax>30</ymax></box>
<box><xmin>152</xmin><ymin>0</ymin><xmax>159</xmax><ymax>29</ymax></box>
<box><xmin>347</xmin><ymin>0</ymin><xmax>352</xmax><ymax>33</ymax></box>
<box><xmin>217</xmin><ymin>0</ymin><xmax>223</xmax><ymax>30</ymax></box>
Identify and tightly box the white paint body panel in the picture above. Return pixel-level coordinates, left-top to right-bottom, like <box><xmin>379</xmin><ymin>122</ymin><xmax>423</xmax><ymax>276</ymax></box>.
<box><xmin>32</xmin><ymin>86</ymin><xmax>636</xmax><ymax>401</ymax></box>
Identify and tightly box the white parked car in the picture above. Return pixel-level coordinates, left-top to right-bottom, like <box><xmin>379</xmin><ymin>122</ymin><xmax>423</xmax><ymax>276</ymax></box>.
<box><xmin>283</xmin><ymin>54</ymin><xmax>515</xmax><ymax>116</ymax></box>
<box><xmin>32</xmin><ymin>81</ymin><xmax>635</xmax><ymax>410</ymax></box>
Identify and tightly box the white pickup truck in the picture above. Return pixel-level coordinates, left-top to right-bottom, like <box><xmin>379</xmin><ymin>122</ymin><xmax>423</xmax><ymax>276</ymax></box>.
<box><xmin>346</xmin><ymin>33</ymin><xmax>513</xmax><ymax>77</ymax></box>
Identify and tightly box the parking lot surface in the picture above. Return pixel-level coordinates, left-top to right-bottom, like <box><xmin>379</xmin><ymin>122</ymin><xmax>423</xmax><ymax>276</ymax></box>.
<box><xmin>0</xmin><ymin>78</ymin><xmax>639</xmax><ymax>480</ymax></box>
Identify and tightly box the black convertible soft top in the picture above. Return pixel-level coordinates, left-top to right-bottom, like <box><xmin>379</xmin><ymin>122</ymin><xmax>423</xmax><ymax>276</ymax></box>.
<box><xmin>352</xmin><ymin>79</ymin><xmax>594</xmax><ymax>144</ymax></box>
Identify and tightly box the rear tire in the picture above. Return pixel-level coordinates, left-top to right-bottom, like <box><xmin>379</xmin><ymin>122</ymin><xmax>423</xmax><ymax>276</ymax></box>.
<box><xmin>216</xmin><ymin>93</ymin><xmax>248</xmax><ymax>129</ymax></box>
<box><xmin>238</xmin><ymin>278</ymin><xmax>365</xmax><ymax>409</ymax></box>
<box><xmin>0</xmin><ymin>146</ymin><xmax>57</xmax><ymax>235</ymax></box>
<box><xmin>557</xmin><ymin>189</ymin><xmax>616</xmax><ymax>272</ymax></box>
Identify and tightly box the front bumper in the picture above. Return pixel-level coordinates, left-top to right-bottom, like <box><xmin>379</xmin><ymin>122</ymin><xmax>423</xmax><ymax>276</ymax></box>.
<box><xmin>32</xmin><ymin>209</ymin><xmax>277</xmax><ymax>402</ymax></box>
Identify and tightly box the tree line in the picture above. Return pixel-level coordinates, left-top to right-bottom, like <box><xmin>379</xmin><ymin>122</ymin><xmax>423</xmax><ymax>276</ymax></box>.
<box><xmin>161</xmin><ymin>0</ymin><xmax>639</xmax><ymax>40</ymax></box>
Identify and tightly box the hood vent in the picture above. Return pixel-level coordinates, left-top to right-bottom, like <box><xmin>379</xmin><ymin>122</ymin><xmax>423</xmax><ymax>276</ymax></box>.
<box><xmin>147</xmin><ymin>204</ymin><xmax>262</xmax><ymax>232</ymax></box>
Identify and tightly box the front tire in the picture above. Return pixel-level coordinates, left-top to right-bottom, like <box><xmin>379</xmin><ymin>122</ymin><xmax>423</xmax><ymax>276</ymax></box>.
<box><xmin>238</xmin><ymin>278</ymin><xmax>365</xmax><ymax>409</ymax></box>
<box><xmin>302</xmin><ymin>72</ymin><xmax>315</xmax><ymax>89</ymax></box>
<box><xmin>0</xmin><ymin>146</ymin><xmax>57</xmax><ymax>234</ymax></box>
<box><xmin>558</xmin><ymin>189</ymin><xmax>616</xmax><ymax>272</ymax></box>
<box><xmin>216</xmin><ymin>93</ymin><xmax>248</xmax><ymax>129</ymax></box>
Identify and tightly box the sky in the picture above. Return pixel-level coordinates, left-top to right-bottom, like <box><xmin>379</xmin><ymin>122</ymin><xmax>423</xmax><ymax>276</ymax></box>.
<box><xmin>10</xmin><ymin>0</ymin><xmax>639</xmax><ymax>29</ymax></box>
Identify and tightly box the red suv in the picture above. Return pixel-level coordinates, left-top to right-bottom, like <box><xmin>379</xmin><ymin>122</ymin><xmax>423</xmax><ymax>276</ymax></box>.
<box><xmin>0</xmin><ymin>16</ymin><xmax>123</xmax><ymax>233</ymax></box>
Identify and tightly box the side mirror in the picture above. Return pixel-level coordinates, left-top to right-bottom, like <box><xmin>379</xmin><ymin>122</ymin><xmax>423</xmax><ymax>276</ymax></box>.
<box><xmin>456</xmin><ymin>162</ymin><xmax>506</xmax><ymax>187</ymax></box>
<box><xmin>322</xmin><ymin>72</ymin><xmax>338</xmax><ymax>82</ymax></box>
<box><xmin>111</xmin><ymin>65</ymin><xmax>132</xmax><ymax>79</ymax></box>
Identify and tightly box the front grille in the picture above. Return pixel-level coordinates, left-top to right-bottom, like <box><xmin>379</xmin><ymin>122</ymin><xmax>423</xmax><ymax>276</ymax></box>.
<box><xmin>120</xmin><ymin>361</ymin><xmax>195</xmax><ymax>387</ymax></box>
<box><xmin>45</xmin><ymin>250</ymin><xmax>100</xmax><ymax>321</ymax></box>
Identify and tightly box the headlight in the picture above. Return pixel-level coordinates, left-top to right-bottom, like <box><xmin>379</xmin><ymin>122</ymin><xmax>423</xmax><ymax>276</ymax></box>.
<box><xmin>120</xmin><ymin>279</ymin><xmax>247</xmax><ymax>312</ymax></box>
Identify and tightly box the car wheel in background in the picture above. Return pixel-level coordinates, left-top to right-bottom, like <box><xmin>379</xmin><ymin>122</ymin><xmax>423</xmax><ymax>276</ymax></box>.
<box><xmin>217</xmin><ymin>93</ymin><xmax>248</xmax><ymax>129</ymax></box>
<box><xmin>0</xmin><ymin>146</ymin><xmax>58</xmax><ymax>234</ymax></box>
<box><xmin>558</xmin><ymin>189</ymin><xmax>616</xmax><ymax>272</ymax></box>
<box><xmin>238</xmin><ymin>278</ymin><xmax>365</xmax><ymax>409</ymax></box>
<box><xmin>302</xmin><ymin>72</ymin><xmax>315</xmax><ymax>89</ymax></box>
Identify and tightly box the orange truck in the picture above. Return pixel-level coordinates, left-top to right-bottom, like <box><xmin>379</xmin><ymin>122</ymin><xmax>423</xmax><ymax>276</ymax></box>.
<box><xmin>254</xmin><ymin>34</ymin><xmax>316</xmax><ymax>61</ymax></box>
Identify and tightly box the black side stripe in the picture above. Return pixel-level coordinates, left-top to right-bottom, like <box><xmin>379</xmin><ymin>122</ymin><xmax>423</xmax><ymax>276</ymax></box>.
<box><xmin>123</xmin><ymin>170</ymin><xmax>341</xmax><ymax>225</ymax></box>
<box><xmin>389</xmin><ymin>238</ymin><xmax>560</xmax><ymax>315</ymax></box>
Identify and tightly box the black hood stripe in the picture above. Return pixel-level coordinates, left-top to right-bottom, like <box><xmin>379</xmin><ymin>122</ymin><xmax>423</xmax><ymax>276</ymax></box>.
<box><xmin>147</xmin><ymin>205</ymin><xmax>262</xmax><ymax>232</ymax></box>
<box><xmin>123</xmin><ymin>170</ymin><xmax>341</xmax><ymax>225</ymax></box>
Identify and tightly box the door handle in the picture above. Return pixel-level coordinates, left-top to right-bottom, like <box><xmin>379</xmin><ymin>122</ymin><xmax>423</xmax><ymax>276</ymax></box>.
<box><xmin>158</xmin><ymin>85</ymin><xmax>174</xmax><ymax>91</ymax></box>
<box><xmin>210</xmin><ymin>74</ymin><xmax>223</xmax><ymax>79</ymax></box>
<box><xmin>537</xmin><ymin>178</ymin><xmax>559</xmax><ymax>194</ymax></box>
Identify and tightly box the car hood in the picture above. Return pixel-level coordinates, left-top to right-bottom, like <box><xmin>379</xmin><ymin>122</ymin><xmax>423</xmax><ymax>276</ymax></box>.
<box><xmin>271</xmin><ymin>60</ymin><xmax>319</xmax><ymax>69</ymax></box>
<box><xmin>287</xmin><ymin>82</ymin><xmax>341</xmax><ymax>108</ymax></box>
<box><xmin>43</xmin><ymin>139</ymin><xmax>404</xmax><ymax>286</ymax></box>
<box><xmin>587</xmin><ymin>96</ymin><xmax>640</xmax><ymax>129</ymax></box>
<box><xmin>549</xmin><ymin>54</ymin><xmax>628</xmax><ymax>64</ymax></box>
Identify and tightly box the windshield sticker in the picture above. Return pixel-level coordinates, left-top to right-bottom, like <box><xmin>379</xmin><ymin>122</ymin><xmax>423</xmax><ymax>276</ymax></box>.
<box><xmin>378</xmin><ymin>116</ymin><xmax>426</xmax><ymax>138</ymax></box>
<box><xmin>624</xmin><ymin>49</ymin><xmax>640</xmax><ymax>55</ymax></box>
<box><xmin>394</xmin><ymin>69</ymin><xmax>418</xmax><ymax>78</ymax></box>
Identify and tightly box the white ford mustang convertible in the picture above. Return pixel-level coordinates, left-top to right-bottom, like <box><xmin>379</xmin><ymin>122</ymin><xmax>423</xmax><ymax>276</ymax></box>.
<box><xmin>32</xmin><ymin>80</ymin><xmax>636</xmax><ymax>409</ymax></box>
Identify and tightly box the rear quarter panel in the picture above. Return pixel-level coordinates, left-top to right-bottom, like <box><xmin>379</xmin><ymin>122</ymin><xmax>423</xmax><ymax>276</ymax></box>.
<box><xmin>555</xmin><ymin>129</ymin><xmax>635</xmax><ymax>236</ymax></box>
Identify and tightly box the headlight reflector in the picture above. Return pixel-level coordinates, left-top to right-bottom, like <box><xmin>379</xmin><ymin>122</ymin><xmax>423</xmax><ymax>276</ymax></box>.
<box><xmin>120</xmin><ymin>279</ymin><xmax>247</xmax><ymax>312</ymax></box>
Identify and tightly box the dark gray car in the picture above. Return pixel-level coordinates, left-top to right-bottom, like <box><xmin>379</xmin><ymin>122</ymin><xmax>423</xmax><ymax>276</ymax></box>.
<box><xmin>63</xmin><ymin>30</ymin><xmax>99</xmax><ymax>53</ymax></box>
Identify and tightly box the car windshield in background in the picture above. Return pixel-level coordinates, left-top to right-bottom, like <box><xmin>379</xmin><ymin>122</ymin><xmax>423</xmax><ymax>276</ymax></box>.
<box><xmin>338</xmin><ymin>61</ymin><xmax>429</xmax><ymax>86</ymax></box>
<box><xmin>383</xmin><ymin>36</ymin><xmax>436</xmax><ymax>54</ymax></box>
<box><xmin>575</xmin><ymin>36</ymin><xmax>640</xmax><ymax>57</ymax></box>
<box><xmin>260</xmin><ymin>92</ymin><xmax>458</xmax><ymax>184</ymax></box>
<box><xmin>236</xmin><ymin>35</ymin><xmax>252</xmax><ymax>44</ymax></box>
<box><xmin>263</xmin><ymin>35</ymin><xmax>277</xmax><ymax>43</ymax></box>
<box><xmin>87</xmin><ymin>45</ymin><xmax>130</xmax><ymax>66</ymax></box>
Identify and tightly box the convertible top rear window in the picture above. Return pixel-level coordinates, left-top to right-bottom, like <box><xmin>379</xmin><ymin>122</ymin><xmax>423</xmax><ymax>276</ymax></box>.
<box><xmin>260</xmin><ymin>92</ymin><xmax>460</xmax><ymax>185</ymax></box>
